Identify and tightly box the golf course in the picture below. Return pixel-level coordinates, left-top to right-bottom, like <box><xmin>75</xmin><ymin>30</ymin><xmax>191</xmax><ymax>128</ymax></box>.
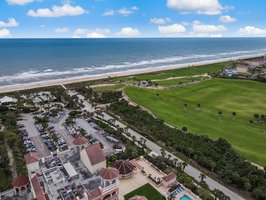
<box><xmin>124</xmin><ymin>78</ymin><xmax>266</xmax><ymax>165</ymax></box>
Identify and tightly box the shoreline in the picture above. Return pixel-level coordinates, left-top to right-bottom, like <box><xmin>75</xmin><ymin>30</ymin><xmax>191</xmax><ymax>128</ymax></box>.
<box><xmin>0</xmin><ymin>53</ymin><xmax>263</xmax><ymax>94</ymax></box>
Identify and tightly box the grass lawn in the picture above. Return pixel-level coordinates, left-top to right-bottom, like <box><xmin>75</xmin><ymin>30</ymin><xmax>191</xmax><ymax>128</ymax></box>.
<box><xmin>125</xmin><ymin>78</ymin><xmax>266</xmax><ymax>165</ymax></box>
<box><xmin>156</xmin><ymin>76</ymin><xmax>208</xmax><ymax>87</ymax></box>
<box><xmin>124</xmin><ymin>183</ymin><xmax>165</xmax><ymax>200</ymax></box>
<box><xmin>93</xmin><ymin>83</ymin><xmax>124</xmax><ymax>91</ymax></box>
<box><xmin>127</xmin><ymin>62</ymin><xmax>228</xmax><ymax>81</ymax></box>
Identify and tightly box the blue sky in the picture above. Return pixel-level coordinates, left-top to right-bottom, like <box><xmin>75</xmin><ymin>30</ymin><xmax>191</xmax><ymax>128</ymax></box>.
<box><xmin>0</xmin><ymin>0</ymin><xmax>266</xmax><ymax>38</ymax></box>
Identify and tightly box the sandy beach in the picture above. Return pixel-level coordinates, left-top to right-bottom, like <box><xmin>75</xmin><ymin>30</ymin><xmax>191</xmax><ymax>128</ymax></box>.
<box><xmin>0</xmin><ymin>53</ymin><xmax>263</xmax><ymax>94</ymax></box>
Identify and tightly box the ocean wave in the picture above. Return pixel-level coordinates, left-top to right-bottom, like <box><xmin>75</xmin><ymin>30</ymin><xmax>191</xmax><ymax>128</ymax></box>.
<box><xmin>0</xmin><ymin>49</ymin><xmax>266</xmax><ymax>86</ymax></box>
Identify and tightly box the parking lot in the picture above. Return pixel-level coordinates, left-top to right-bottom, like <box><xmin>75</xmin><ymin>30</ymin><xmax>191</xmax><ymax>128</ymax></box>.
<box><xmin>75</xmin><ymin>118</ymin><xmax>115</xmax><ymax>155</ymax></box>
<box><xmin>19</xmin><ymin>114</ymin><xmax>50</xmax><ymax>157</ymax></box>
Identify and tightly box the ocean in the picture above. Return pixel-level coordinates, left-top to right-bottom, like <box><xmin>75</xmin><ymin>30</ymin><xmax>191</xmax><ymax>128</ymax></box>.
<box><xmin>1</xmin><ymin>38</ymin><xmax>266</xmax><ymax>87</ymax></box>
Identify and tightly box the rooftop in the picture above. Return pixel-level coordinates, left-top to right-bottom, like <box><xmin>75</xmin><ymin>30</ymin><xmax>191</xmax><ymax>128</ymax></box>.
<box><xmin>12</xmin><ymin>176</ymin><xmax>29</xmax><ymax>188</ymax></box>
<box><xmin>113</xmin><ymin>160</ymin><xmax>135</xmax><ymax>176</ymax></box>
<box><xmin>24</xmin><ymin>152</ymin><xmax>39</xmax><ymax>164</ymax></box>
<box><xmin>162</xmin><ymin>172</ymin><xmax>176</xmax><ymax>182</ymax></box>
<box><xmin>83</xmin><ymin>143</ymin><xmax>105</xmax><ymax>165</ymax></box>
<box><xmin>100</xmin><ymin>167</ymin><xmax>119</xmax><ymax>180</ymax></box>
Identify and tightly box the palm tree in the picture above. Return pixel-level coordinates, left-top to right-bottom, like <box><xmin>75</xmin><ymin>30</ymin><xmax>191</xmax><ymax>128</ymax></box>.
<box><xmin>173</xmin><ymin>158</ymin><xmax>179</xmax><ymax>167</ymax></box>
<box><xmin>168</xmin><ymin>193</ymin><xmax>175</xmax><ymax>200</ymax></box>
<box><xmin>181</xmin><ymin>162</ymin><xmax>187</xmax><ymax>171</ymax></box>
<box><xmin>160</xmin><ymin>148</ymin><xmax>166</xmax><ymax>158</ymax></box>
<box><xmin>199</xmin><ymin>173</ymin><xmax>206</xmax><ymax>182</ymax></box>
<box><xmin>132</xmin><ymin>135</ymin><xmax>136</xmax><ymax>144</ymax></box>
<box><xmin>167</xmin><ymin>154</ymin><xmax>172</xmax><ymax>160</ymax></box>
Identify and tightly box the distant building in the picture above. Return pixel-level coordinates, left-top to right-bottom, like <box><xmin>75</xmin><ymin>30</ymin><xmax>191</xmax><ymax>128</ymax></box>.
<box><xmin>80</xmin><ymin>143</ymin><xmax>106</xmax><ymax>174</ymax></box>
<box><xmin>223</xmin><ymin>68</ymin><xmax>238</xmax><ymax>77</ymax></box>
<box><xmin>0</xmin><ymin>96</ymin><xmax>17</xmax><ymax>104</ymax></box>
<box><xmin>138</xmin><ymin>81</ymin><xmax>149</xmax><ymax>87</ymax></box>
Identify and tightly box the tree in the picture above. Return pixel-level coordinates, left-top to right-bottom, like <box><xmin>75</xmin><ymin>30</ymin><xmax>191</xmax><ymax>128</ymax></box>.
<box><xmin>167</xmin><ymin>154</ymin><xmax>172</xmax><ymax>160</ymax></box>
<box><xmin>199</xmin><ymin>173</ymin><xmax>206</xmax><ymax>182</ymax></box>
<box><xmin>173</xmin><ymin>158</ymin><xmax>179</xmax><ymax>166</ymax></box>
<box><xmin>197</xmin><ymin>103</ymin><xmax>201</xmax><ymax>111</ymax></box>
<box><xmin>160</xmin><ymin>148</ymin><xmax>166</xmax><ymax>158</ymax></box>
<box><xmin>181</xmin><ymin>162</ymin><xmax>188</xmax><ymax>171</ymax></box>
<box><xmin>132</xmin><ymin>135</ymin><xmax>136</xmax><ymax>144</ymax></box>
<box><xmin>218</xmin><ymin>110</ymin><xmax>223</xmax><ymax>119</ymax></box>
<box><xmin>181</xmin><ymin>127</ymin><xmax>188</xmax><ymax>133</ymax></box>
<box><xmin>184</xmin><ymin>103</ymin><xmax>188</xmax><ymax>111</ymax></box>
<box><xmin>254</xmin><ymin>113</ymin><xmax>260</xmax><ymax>122</ymax></box>
<box><xmin>232</xmin><ymin>111</ymin><xmax>237</xmax><ymax>119</ymax></box>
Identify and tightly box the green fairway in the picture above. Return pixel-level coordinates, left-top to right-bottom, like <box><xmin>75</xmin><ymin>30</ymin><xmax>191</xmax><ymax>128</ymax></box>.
<box><xmin>93</xmin><ymin>83</ymin><xmax>124</xmax><ymax>91</ymax></box>
<box><xmin>124</xmin><ymin>183</ymin><xmax>165</xmax><ymax>200</ymax></box>
<box><xmin>125</xmin><ymin>79</ymin><xmax>266</xmax><ymax>165</ymax></box>
<box><xmin>117</xmin><ymin>62</ymin><xmax>228</xmax><ymax>83</ymax></box>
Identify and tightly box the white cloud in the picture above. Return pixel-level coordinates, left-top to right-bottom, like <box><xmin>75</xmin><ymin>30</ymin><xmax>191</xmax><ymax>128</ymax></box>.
<box><xmin>86</xmin><ymin>32</ymin><xmax>106</xmax><ymax>38</ymax></box>
<box><xmin>167</xmin><ymin>0</ymin><xmax>223</xmax><ymax>15</ymax></box>
<box><xmin>0</xmin><ymin>18</ymin><xmax>19</xmax><ymax>28</ymax></box>
<box><xmin>27</xmin><ymin>4</ymin><xmax>86</xmax><ymax>17</ymax></box>
<box><xmin>150</xmin><ymin>17</ymin><xmax>171</xmax><ymax>25</ymax></box>
<box><xmin>103</xmin><ymin>10</ymin><xmax>115</xmax><ymax>16</ymax></box>
<box><xmin>103</xmin><ymin>7</ymin><xmax>138</xmax><ymax>16</ymax></box>
<box><xmin>54</xmin><ymin>27</ymin><xmax>70</xmax><ymax>33</ymax></box>
<box><xmin>117</xmin><ymin>27</ymin><xmax>140</xmax><ymax>37</ymax></box>
<box><xmin>219</xmin><ymin>15</ymin><xmax>236</xmax><ymax>23</ymax></box>
<box><xmin>6</xmin><ymin>0</ymin><xmax>34</xmax><ymax>5</ymax></box>
<box><xmin>117</xmin><ymin>8</ymin><xmax>133</xmax><ymax>16</ymax></box>
<box><xmin>73</xmin><ymin>28</ymin><xmax>111</xmax><ymax>38</ymax></box>
<box><xmin>193</xmin><ymin>21</ymin><xmax>227</xmax><ymax>32</ymax></box>
<box><xmin>188</xmin><ymin>32</ymin><xmax>223</xmax><ymax>37</ymax></box>
<box><xmin>237</xmin><ymin>26</ymin><xmax>266</xmax><ymax>36</ymax></box>
<box><xmin>158</xmin><ymin>24</ymin><xmax>186</xmax><ymax>34</ymax></box>
<box><xmin>0</xmin><ymin>29</ymin><xmax>11</xmax><ymax>38</ymax></box>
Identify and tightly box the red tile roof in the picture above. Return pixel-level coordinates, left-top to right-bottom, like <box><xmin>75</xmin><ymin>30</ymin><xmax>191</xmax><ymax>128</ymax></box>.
<box><xmin>100</xmin><ymin>167</ymin><xmax>119</xmax><ymax>180</ymax></box>
<box><xmin>162</xmin><ymin>172</ymin><xmax>176</xmax><ymax>182</ymax></box>
<box><xmin>73</xmin><ymin>136</ymin><xmax>88</xmax><ymax>146</ymax></box>
<box><xmin>88</xmin><ymin>187</ymin><xmax>102</xmax><ymax>200</ymax></box>
<box><xmin>31</xmin><ymin>175</ymin><xmax>47</xmax><ymax>200</ymax></box>
<box><xmin>84</xmin><ymin>143</ymin><xmax>105</xmax><ymax>165</ymax></box>
<box><xmin>24</xmin><ymin>152</ymin><xmax>39</xmax><ymax>164</ymax></box>
<box><xmin>12</xmin><ymin>176</ymin><xmax>29</xmax><ymax>188</ymax></box>
<box><xmin>113</xmin><ymin>160</ymin><xmax>135</xmax><ymax>175</ymax></box>
<box><xmin>129</xmin><ymin>195</ymin><xmax>148</xmax><ymax>200</ymax></box>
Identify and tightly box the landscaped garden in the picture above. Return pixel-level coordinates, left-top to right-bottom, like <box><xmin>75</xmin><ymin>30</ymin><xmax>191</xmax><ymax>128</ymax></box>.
<box><xmin>124</xmin><ymin>183</ymin><xmax>165</xmax><ymax>200</ymax></box>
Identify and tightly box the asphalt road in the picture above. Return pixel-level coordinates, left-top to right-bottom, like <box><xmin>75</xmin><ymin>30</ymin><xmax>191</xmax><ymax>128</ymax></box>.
<box><xmin>67</xmin><ymin>91</ymin><xmax>246</xmax><ymax>200</ymax></box>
